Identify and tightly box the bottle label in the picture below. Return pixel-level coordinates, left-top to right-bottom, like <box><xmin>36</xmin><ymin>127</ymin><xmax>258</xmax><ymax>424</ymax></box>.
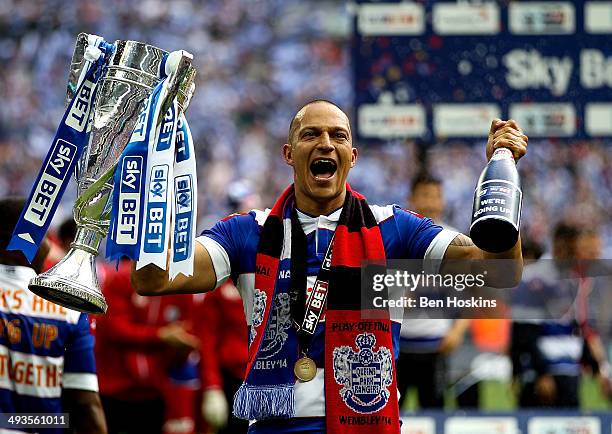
<box><xmin>471</xmin><ymin>180</ymin><xmax>522</xmax><ymax>230</ymax></box>
<box><xmin>490</xmin><ymin>148</ymin><xmax>514</xmax><ymax>161</ymax></box>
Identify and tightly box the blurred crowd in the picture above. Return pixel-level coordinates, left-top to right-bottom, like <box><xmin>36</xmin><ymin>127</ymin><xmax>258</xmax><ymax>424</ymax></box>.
<box><xmin>425</xmin><ymin>139</ymin><xmax>612</xmax><ymax>257</ymax></box>
<box><xmin>1</xmin><ymin>0</ymin><xmax>611</xmax><ymax>257</ymax></box>
<box><xmin>0</xmin><ymin>0</ymin><xmax>611</xmax><ymax>432</ymax></box>
<box><xmin>0</xmin><ymin>0</ymin><xmax>350</xmax><ymax>224</ymax></box>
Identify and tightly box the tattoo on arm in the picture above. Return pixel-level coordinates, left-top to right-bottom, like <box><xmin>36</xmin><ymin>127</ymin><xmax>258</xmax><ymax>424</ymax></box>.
<box><xmin>450</xmin><ymin>234</ymin><xmax>475</xmax><ymax>247</ymax></box>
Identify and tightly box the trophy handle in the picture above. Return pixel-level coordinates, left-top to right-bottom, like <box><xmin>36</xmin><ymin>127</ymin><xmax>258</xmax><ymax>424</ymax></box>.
<box><xmin>66</xmin><ymin>33</ymin><xmax>89</xmax><ymax>106</ymax></box>
<box><xmin>158</xmin><ymin>51</ymin><xmax>197</xmax><ymax>123</ymax></box>
<box><xmin>66</xmin><ymin>33</ymin><xmax>106</xmax><ymax>107</ymax></box>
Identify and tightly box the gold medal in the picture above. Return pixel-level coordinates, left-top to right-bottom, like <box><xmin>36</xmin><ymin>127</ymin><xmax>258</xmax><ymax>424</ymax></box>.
<box><xmin>294</xmin><ymin>356</ymin><xmax>317</xmax><ymax>382</ymax></box>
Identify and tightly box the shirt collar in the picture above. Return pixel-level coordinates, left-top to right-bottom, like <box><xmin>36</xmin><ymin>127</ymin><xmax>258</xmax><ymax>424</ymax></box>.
<box><xmin>295</xmin><ymin>207</ymin><xmax>342</xmax><ymax>235</ymax></box>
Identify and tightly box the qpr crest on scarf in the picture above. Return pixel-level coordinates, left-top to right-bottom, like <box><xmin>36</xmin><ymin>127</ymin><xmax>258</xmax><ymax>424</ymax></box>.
<box><xmin>249</xmin><ymin>289</ymin><xmax>267</xmax><ymax>345</ymax></box>
<box><xmin>333</xmin><ymin>333</ymin><xmax>393</xmax><ymax>414</ymax></box>
<box><xmin>250</xmin><ymin>290</ymin><xmax>291</xmax><ymax>360</ymax></box>
<box><xmin>260</xmin><ymin>293</ymin><xmax>291</xmax><ymax>359</ymax></box>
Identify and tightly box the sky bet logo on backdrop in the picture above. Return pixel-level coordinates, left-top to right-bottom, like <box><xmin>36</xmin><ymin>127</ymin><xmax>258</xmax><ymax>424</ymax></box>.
<box><xmin>115</xmin><ymin>156</ymin><xmax>143</xmax><ymax>245</ymax></box>
<box><xmin>24</xmin><ymin>139</ymin><xmax>77</xmax><ymax>227</ymax></box>
<box><xmin>144</xmin><ymin>165</ymin><xmax>169</xmax><ymax>253</ymax></box>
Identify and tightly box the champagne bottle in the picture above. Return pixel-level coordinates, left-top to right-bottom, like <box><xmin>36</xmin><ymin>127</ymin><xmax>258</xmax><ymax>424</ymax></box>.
<box><xmin>470</xmin><ymin>148</ymin><xmax>522</xmax><ymax>253</ymax></box>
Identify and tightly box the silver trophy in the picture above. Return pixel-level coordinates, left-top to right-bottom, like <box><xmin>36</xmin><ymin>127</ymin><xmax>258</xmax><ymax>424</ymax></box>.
<box><xmin>28</xmin><ymin>33</ymin><xmax>196</xmax><ymax>314</ymax></box>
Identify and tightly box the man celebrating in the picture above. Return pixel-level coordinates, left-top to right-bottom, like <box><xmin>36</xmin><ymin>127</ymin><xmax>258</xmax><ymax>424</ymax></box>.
<box><xmin>133</xmin><ymin>100</ymin><xmax>527</xmax><ymax>433</ymax></box>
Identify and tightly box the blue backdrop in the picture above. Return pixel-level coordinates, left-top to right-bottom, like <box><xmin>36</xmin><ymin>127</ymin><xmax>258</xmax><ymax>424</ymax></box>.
<box><xmin>353</xmin><ymin>0</ymin><xmax>612</xmax><ymax>141</ymax></box>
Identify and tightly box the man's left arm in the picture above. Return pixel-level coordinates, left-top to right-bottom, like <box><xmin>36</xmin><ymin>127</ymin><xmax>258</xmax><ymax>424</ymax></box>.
<box><xmin>441</xmin><ymin>119</ymin><xmax>528</xmax><ymax>287</ymax></box>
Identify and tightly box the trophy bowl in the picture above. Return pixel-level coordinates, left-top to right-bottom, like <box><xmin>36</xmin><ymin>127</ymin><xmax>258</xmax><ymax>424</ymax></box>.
<box><xmin>27</xmin><ymin>34</ymin><xmax>196</xmax><ymax>314</ymax></box>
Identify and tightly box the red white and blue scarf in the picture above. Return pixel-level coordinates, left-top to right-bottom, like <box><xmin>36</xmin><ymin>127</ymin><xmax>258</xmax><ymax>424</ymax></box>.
<box><xmin>234</xmin><ymin>184</ymin><xmax>400</xmax><ymax>434</ymax></box>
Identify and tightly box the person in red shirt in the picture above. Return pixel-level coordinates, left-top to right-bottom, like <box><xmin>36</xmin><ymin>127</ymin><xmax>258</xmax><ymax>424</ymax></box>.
<box><xmin>198</xmin><ymin>180</ymin><xmax>257</xmax><ymax>433</ymax></box>
<box><xmin>95</xmin><ymin>259</ymin><xmax>200</xmax><ymax>434</ymax></box>
<box><xmin>198</xmin><ymin>281</ymin><xmax>248</xmax><ymax>433</ymax></box>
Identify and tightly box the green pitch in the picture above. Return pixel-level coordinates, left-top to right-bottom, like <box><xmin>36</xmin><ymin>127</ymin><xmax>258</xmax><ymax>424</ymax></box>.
<box><xmin>401</xmin><ymin>377</ymin><xmax>610</xmax><ymax>411</ymax></box>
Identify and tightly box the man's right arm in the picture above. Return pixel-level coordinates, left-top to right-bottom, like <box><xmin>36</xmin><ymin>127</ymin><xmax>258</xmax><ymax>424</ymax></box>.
<box><xmin>131</xmin><ymin>241</ymin><xmax>218</xmax><ymax>295</ymax></box>
<box><xmin>132</xmin><ymin>212</ymin><xmax>256</xmax><ymax>295</ymax></box>
<box><xmin>62</xmin><ymin>389</ymin><xmax>107</xmax><ymax>434</ymax></box>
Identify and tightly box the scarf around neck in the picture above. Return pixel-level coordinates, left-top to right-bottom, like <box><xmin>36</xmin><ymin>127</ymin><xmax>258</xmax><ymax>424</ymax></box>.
<box><xmin>233</xmin><ymin>183</ymin><xmax>400</xmax><ymax>434</ymax></box>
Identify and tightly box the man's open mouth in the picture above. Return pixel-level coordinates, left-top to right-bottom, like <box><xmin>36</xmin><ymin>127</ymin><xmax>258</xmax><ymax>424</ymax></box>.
<box><xmin>310</xmin><ymin>158</ymin><xmax>337</xmax><ymax>180</ymax></box>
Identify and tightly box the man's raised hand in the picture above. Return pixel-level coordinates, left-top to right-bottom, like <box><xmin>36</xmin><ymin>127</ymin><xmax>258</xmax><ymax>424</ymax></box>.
<box><xmin>486</xmin><ymin>118</ymin><xmax>528</xmax><ymax>162</ymax></box>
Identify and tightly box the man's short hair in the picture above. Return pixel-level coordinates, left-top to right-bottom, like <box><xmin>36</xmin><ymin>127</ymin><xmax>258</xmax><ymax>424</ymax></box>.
<box><xmin>411</xmin><ymin>172</ymin><xmax>442</xmax><ymax>192</ymax></box>
<box><xmin>287</xmin><ymin>99</ymin><xmax>349</xmax><ymax>146</ymax></box>
<box><xmin>0</xmin><ymin>197</ymin><xmax>26</xmax><ymax>250</ymax></box>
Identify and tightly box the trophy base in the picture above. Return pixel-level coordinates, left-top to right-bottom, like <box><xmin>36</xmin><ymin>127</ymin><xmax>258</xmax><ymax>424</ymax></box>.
<box><xmin>28</xmin><ymin>244</ymin><xmax>108</xmax><ymax>314</ymax></box>
<box><xmin>29</xmin><ymin>276</ymin><xmax>107</xmax><ymax>314</ymax></box>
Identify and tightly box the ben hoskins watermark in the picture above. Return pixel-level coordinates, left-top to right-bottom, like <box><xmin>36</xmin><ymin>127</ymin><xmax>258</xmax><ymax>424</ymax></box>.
<box><xmin>370</xmin><ymin>270</ymin><xmax>497</xmax><ymax>309</ymax></box>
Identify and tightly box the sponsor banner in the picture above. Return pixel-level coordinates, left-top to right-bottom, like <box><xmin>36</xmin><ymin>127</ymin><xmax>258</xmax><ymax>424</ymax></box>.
<box><xmin>503</xmin><ymin>48</ymin><xmax>573</xmax><ymax>97</ymax></box>
<box><xmin>358</xmin><ymin>3</ymin><xmax>424</xmax><ymax>36</ymax></box>
<box><xmin>354</xmin><ymin>0</ymin><xmax>612</xmax><ymax>140</ymax></box>
<box><xmin>580</xmin><ymin>49</ymin><xmax>612</xmax><ymax>89</ymax></box>
<box><xmin>586</xmin><ymin>103</ymin><xmax>612</xmax><ymax>136</ymax></box>
<box><xmin>509</xmin><ymin>103</ymin><xmax>575</xmax><ymax>137</ymax></box>
<box><xmin>445</xmin><ymin>417</ymin><xmax>518</xmax><ymax>434</ymax></box>
<box><xmin>528</xmin><ymin>417</ymin><xmax>601</xmax><ymax>434</ymax></box>
<box><xmin>509</xmin><ymin>2</ymin><xmax>575</xmax><ymax>35</ymax></box>
<box><xmin>433</xmin><ymin>104</ymin><xmax>501</xmax><ymax>137</ymax></box>
<box><xmin>401</xmin><ymin>416</ymin><xmax>435</xmax><ymax>434</ymax></box>
<box><xmin>585</xmin><ymin>2</ymin><xmax>612</xmax><ymax>34</ymax></box>
<box><xmin>432</xmin><ymin>3</ymin><xmax>500</xmax><ymax>35</ymax></box>
<box><xmin>358</xmin><ymin>104</ymin><xmax>425</xmax><ymax>138</ymax></box>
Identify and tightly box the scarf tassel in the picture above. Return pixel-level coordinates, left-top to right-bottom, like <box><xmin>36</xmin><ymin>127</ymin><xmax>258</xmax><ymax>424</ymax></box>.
<box><xmin>233</xmin><ymin>382</ymin><xmax>295</xmax><ymax>420</ymax></box>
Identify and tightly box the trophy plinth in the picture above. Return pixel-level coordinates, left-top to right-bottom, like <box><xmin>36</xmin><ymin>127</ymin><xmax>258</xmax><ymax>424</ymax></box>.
<box><xmin>29</xmin><ymin>227</ymin><xmax>106</xmax><ymax>313</ymax></box>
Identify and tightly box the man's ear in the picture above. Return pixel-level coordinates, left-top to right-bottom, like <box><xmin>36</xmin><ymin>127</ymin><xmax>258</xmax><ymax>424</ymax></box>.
<box><xmin>350</xmin><ymin>147</ymin><xmax>358</xmax><ymax>168</ymax></box>
<box><xmin>282</xmin><ymin>143</ymin><xmax>294</xmax><ymax>167</ymax></box>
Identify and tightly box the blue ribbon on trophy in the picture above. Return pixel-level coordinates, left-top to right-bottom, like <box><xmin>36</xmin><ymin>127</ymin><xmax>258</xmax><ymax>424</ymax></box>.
<box><xmin>107</xmin><ymin>51</ymin><xmax>198</xmax><ymax>278</ymax></box>
<box><xmin>7</xmin><ymin>35</ymin><xmax>113</xmax><ymax>262</ymax></box>
<box><xmin>170</xmin><ymin>114</ymin><xmax>197</xmax><ymax>278</ymax></box>
<box><xmin>138</xmin><ymin>98</ymin><xmax>178</xmax><ymax>269</ymax></box>
<box><xmin>106</xmin><ymin>79</ymin><xmax>164</xmax><ymax>262</ymax></box>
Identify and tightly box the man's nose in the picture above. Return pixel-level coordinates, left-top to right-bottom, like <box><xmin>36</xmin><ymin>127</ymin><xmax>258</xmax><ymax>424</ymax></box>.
<box><xmin>317</xmin><ymin>132</ymin><xmax>334</xmax><ymax>151</ymax></box>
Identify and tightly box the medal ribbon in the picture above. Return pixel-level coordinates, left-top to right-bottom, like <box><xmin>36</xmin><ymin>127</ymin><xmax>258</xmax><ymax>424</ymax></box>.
<box><xmin>290</xmin><ymin>210</ymin><xmax>335</xmax><ymax>358</ymax></box>
<box><xmin>8</xmin><ymin>36</ymin><xmax>113</xmax><ymax>262</ymax></box>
